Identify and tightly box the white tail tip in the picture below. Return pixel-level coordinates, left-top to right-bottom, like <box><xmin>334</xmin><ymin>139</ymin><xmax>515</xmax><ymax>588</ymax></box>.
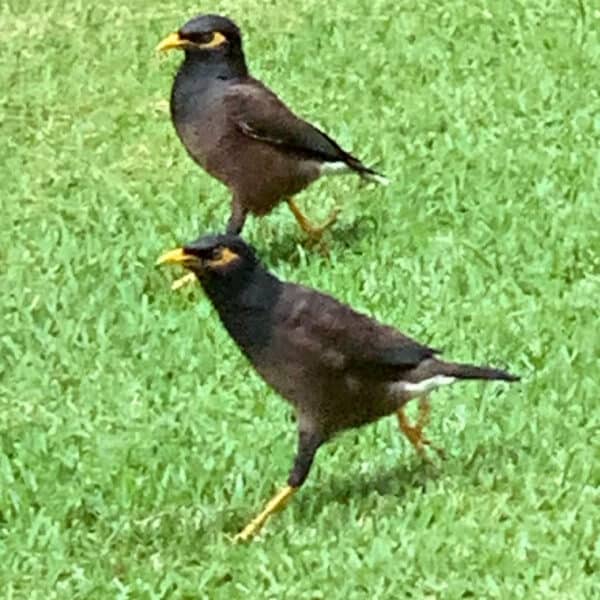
<box><xmin>366</xmin><ymin>173</ymin><xmax>390</xmax><ymax>186</ymax></box>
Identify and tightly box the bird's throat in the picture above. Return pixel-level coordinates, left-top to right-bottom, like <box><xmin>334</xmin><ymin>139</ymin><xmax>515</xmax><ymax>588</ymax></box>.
<box><xmin>180</xmin><ymin>50</ymin><xmax>248</xmax><ymax>83</ymax></box>
<box><xmin>202</xmin><ymin>267</ymin><xmax>282</xmax><ymax>355</ymax></box>
<box><xmin>171</xmin><ymin>54</ymin><xmax>247</xmax><ymax>125</ymax></box>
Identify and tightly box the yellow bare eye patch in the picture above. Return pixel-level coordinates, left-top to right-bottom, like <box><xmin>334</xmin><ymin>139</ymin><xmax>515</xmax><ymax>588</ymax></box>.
<box><xmin>206</xmin><ymin>247</ymin><xmax>239</xmax><ymax>268</ymax></box>
<box><xmin>201</xmin><ymin>31</ymin><xmax>227</xmax><ymax>48</ymax></box>
<box><xmin>156</xmin><ymin>31</ymin><xmax>227</xmax><ymax>52</ymax></box>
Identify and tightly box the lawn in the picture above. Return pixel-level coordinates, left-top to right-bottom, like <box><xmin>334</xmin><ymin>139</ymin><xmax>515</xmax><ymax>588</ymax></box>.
<box><xmin>1</xmin><ymin>0</ymin><xmax>599</xmax><ymax>597</ymax></box>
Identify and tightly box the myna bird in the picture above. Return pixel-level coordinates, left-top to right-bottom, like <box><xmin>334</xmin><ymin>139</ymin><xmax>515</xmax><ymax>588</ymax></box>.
<box><xmin>156</xmin><ymin>14</ymin><xmax>388</xmax><ymax>238</ymax></box>
<box><xmin>157</xmin><ymin>234</ymin><xmax>520</xmax><ymax>541</ymax></box>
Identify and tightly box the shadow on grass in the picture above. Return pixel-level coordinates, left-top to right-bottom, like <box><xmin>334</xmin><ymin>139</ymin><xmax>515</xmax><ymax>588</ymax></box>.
<box><xmin>253</xmin><ymin>232</ymin><xmax>303</xmax><ymax>268</ymax></box>
<box><xmin>222</xmin><ymin>459</ymin><xmax>442</xmax><ymax>536</ymax></box>
<box><xmin>318</xmin><ymin>459</ymin><xmax>441</xmax><ymax>502</ymax></box>
<box><xmin>253</xmin><ymin>214</ymin><xmax>379</xmax><ymax>270</ymax></box>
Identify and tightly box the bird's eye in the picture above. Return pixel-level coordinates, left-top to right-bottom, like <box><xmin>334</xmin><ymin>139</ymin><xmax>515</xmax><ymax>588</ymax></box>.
<box><xmin>205</xmin><ymin>246</ymin><xmax>239</xmax><ymax>267</ymax></box>
<box><xmin>188</xmin><ymin>31</ymin><xmax>223</xmax><ymax>46</ymax></box>
<box><xmin>188</xmin><ymin>32</ymin><xmax>213</xmax><ymax>44</ymax></box>
<box><xmin>186</xmin><ymin>31</ymin><xmax>228</xmax><ymax>48</ymax></box>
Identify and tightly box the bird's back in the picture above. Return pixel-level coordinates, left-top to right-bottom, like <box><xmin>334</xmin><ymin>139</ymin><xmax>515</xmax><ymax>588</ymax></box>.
<box><xmin>251</xmin><ymin>283</ymin><xmax>435</xmax><ymax>436</ymax></box>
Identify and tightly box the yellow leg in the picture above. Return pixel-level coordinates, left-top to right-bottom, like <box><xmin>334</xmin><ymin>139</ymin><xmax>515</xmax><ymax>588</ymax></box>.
<box><xmin>234</xmin><ymin>485</ymin><xmax>297</xmax><ymax>543</ymax></box>
<box><xmin>170</xmin><ymin>272</ymin><xmax>196</xmax><ymax>291</ymax></box>
<box><xmin>397</xmin><ymin>398</ymin><xmax>445</xmax><ymax>459</ymax></box>
<box><xmin>415</xmin><ymin>397</ymin><xmax>431</xmax><ymax>430</ymax></box>
<box><xmin>287</xmin><ymin>199</ymin><xmax>339</xmax><ymax>239</ymax></box>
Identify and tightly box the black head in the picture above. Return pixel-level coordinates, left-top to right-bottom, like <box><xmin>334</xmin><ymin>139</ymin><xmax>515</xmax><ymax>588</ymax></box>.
<box><xmin>157</xmin><ymin>14</ymin><xmax>243</xmax><ymax>59</ymax></box>
<box><xmin>157</xmin><ymin>233</ymin><xmax>259</xmax><ymax>279</ymax></box>
<box><xmin>158</xmin><ymin>233</ymin><xmax>281</xmax><ymax>351</ymax></box>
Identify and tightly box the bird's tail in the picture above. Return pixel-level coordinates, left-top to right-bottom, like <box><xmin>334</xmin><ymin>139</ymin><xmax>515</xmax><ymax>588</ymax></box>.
<box><xmin>437</xmin><ymin>360</ymin><xmax>520</xmax><ymax>382</ymax></box>
<box><xmin>361</xmin><ymin>170</ymin><xmax>390</xmax><ymax>186</ymax></box>
<box><xmin>346</xmin><ymin>156</ymin><xmax>390</xmax><ymax>186</ymax></box>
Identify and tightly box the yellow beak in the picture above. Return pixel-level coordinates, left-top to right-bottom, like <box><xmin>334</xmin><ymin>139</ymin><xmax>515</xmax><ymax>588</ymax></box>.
<box><xmin>156</xmin><ymin>247</ymin><xmax>190</xmax><ymax>266</ymax></box>
<box><xmin>156</xmin><ymin>32</ymin><xmax>185</xmax><ymax>53</ymax></box>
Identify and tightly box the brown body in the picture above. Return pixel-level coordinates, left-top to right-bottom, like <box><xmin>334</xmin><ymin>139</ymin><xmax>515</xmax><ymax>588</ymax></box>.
<box><xmin>253</xmin><ymin>283</ymin><xmax>430</xmax><ymax>437</ymax></box>
<box><xmin>158</xmin><ymin>234</ymin><xmax>520</xmax><ymax>541</ymax></box>
<box><xmin>173</xmin><ymin>80</ymin><xmax>322</xmax><ymax>217</ymax></box>
<box><xmin>160</xmin><ymin>14</ymin><xmax>386</xmax><ymax>235</ymax></box>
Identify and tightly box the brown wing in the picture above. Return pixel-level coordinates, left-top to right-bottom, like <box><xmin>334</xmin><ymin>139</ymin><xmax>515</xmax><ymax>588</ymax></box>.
<box><xmin>223</xmin><ymin>79</ymin><xmax>375</xmax><ymax>173</ymax></box>
<box><xmin>273</xmin><ymin>283</ymin><xmax>437</xmax><ymax>376</ymax></box>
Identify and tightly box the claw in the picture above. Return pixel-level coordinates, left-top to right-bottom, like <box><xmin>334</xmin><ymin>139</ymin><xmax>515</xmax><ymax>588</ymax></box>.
<box><xmin>397</xmin><ymin>398</ymin><xmax>445</xmax><ymax>460</ymax></box>
<box><xmin>288</xmin><ymin>199</ymin><xmax>339</xmax><ymax>240</ymax></box>
<box><xmin>233</xmin><ymin>485</ymin><xmax>296</xmax><ymax>543</ymax></box>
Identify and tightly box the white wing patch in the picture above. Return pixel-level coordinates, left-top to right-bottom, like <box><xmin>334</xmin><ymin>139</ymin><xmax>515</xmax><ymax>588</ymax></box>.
<box><xmin>389</xmin><ymin>376</ymin><xmax>456</xmax><ymax>400</ymax></box>
<box><xmin>319</xmin><ymin>162</ymin><xmax>390</xmax><ymax>186</ymax></box>
<box><xmin>319</xmin><ymin>162</ymin><xmax>352</xmax><ymax>176</ymax></box>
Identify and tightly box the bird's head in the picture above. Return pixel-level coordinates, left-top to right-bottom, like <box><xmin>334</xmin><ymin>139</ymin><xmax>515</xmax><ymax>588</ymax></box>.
<box><xmin>156</xmin><ymin>14</ymin><xmax>243</xmax><ymax>59</ymax></box>
<box><xmin>157</xmin><ymin>233</ymin><xmax>258</xmax><ymax>282</ymax></box>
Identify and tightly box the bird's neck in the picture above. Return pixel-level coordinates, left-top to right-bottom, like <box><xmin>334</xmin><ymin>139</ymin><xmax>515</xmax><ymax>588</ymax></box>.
<box><xmin>179</xmin><ymin>51</ymin><xmax>248</xmax><ymax>84</ymax></box>
<box><xmin>201</xmin><ymin>266</ymin><xmax>282</xmax><ymax>356</ymax></box>
<box><xmin>171</xmin><ymin>55</ymin><xmax>248</xmax><ymax>123</ymax></box>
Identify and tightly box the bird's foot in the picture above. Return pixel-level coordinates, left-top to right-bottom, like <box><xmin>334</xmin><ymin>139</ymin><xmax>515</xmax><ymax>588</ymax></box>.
<box><xmin>397</xmin><ymin>405</ymin><xmax>445</xmax><ymax>461</ymax></box>
<box><xmin>233</xmin><ymin>485</ymin><xmax>296</xmax><ymax>543</ymax></box>
<box><xmin>303</xmin><ymin>206</ymin><xmax>340</xmax><ymax>241</ymax></box>
<box><xmin>170</xmin><ymin>272</ymin><xmax>196</xmax><ymax>291</ymax></box>
<box><xmin>287</xmin><ymin>199</ymin><xmax>339</xmax><ymax>242</ymax></box>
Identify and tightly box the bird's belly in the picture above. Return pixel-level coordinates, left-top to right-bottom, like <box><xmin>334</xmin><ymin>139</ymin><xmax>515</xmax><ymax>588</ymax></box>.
<box><xmin>254</xmin><ymin>359</ymin><xmax>399</xmax><ymax>435</ymax></box>
<box><xmin>322</xmin><ymin>376</ymin><xmax>399</xmax><ymax>433</ymax></box>
<box><xmin>175</xmin><ymin>117</ymin><xmax>320</xmax><ymax>212</ymax></box>
<box><xmin>237</xmin><ymin>167</ymin><xmax>319</xmax><ymax>214</ymax></box>
<box><xmin>174</xmin><ymin>117</ymin><xmax>224</xmax><ymax>172</ymax></box>
<box><xmin>253</xmin><ymin>359</ymin><xmax>312</xmax><ymax>409</ymax></box>
<box><xmin>219</xmin><ymin>139</ymin><xmax>321</xmax><ymax>213</ymax></box>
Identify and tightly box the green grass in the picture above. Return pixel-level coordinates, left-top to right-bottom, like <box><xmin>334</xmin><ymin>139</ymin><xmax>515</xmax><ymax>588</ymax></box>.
<box><xmin>2</xmin><ymin>0</ymin><xmax>599</xmax><ymax>597</ymax></box>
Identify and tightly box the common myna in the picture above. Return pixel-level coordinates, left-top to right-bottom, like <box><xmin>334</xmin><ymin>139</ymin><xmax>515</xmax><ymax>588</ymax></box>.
<box><xmin>157</xmin><ymin>14</ymin><xmax>387</xmax><ymax>238</ymax></box>
<box><xmin>157</xmin><ymin>234</ymin><xmax>519</xmax><ymax>541</ymax></box>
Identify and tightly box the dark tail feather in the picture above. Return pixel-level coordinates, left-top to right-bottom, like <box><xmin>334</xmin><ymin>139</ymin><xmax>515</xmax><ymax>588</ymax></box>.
<box><xmin>346</xmin><ymin>156</ymin><xmax>390</xmax><ymax>186</ymax></box>
<box><xmin>439</xmin><ymin>361</ymin><xmax>520</xmax><ymax>382</ymax></box>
